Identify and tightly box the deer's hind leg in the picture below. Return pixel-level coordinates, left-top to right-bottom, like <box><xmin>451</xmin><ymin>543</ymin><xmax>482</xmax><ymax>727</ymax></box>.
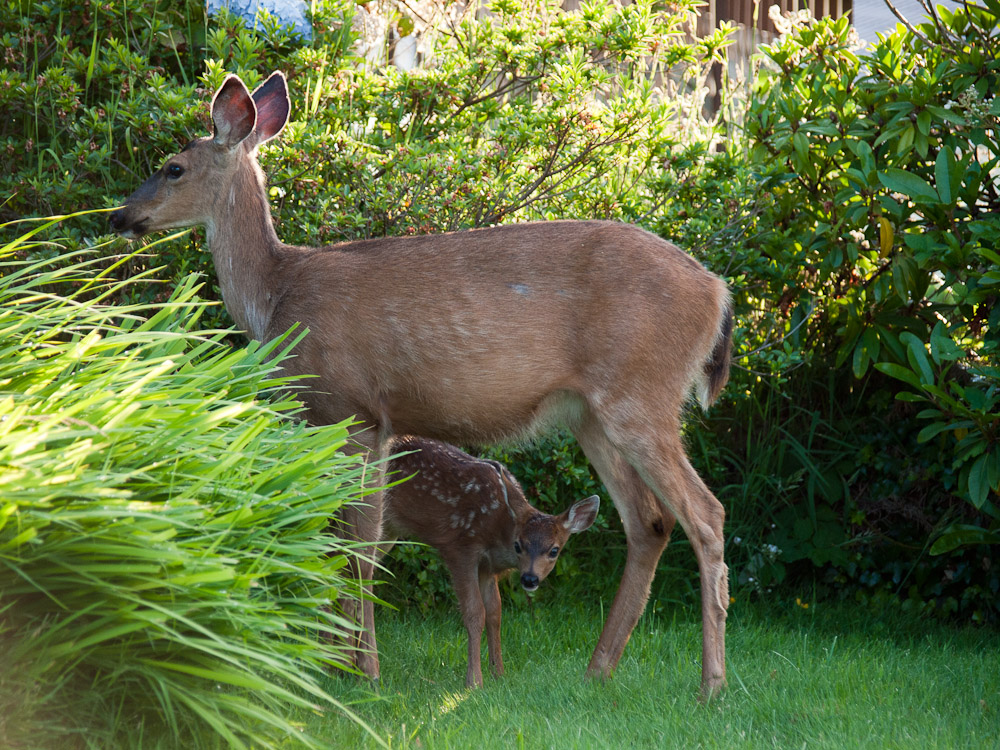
<box><xmin>648</xmin><ymin>445</ymin><xmax>727</xmax><ymax>700</ymax></box>
<box><xmin>594</xmin><ymin>406</ymin><xmax>729</xmax><ymax>700</ymax></box>
<box><xmin>571</xmin><ymin>413</ymin><xmax>676</xmax><ymax>680</ymax></box>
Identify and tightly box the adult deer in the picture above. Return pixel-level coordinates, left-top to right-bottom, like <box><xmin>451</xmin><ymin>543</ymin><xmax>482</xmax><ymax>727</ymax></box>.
<box><xmin>382</xmin><ymin>436</ymin><xmax>600</xmax><ymax>688</ymax></box>
<box><xmin>109</xmin><ymin>71</ymin><xmax>734</xmax><ymax>699</ymax></box>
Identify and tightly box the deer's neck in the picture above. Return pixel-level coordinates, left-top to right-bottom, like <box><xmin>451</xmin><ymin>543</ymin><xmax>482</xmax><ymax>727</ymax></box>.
<box><xmin>489</xmin><ymin>501</ymin><xmax>533</xmax><ymax>569</ymax></box>
<box><xmin>489</xmin><ymin>525</ymin><xmax>519</xmax><ymax>570</ymax></box>
<box><xmin>206</xmin><ymin>158</ymin><xmax>284</xmax><ymax>341</ymax></box>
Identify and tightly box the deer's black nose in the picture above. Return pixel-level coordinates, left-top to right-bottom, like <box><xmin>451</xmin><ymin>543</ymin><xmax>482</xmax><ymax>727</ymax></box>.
<box><xmin>109</xmin><ymin>208</ymin><xmax>125</xmax><ymax>232</ymax></box>
<box><xmin>521</xmin><ymin>573</ymin><xmax>539</xmax><ymax>591</ymax></box>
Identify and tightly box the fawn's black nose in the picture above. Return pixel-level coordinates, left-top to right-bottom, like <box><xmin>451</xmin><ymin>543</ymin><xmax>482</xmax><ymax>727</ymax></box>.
<box><xmin>521</xmin><ymin>573</ymin><xmax>539</xmax><ymax>591</ymax></box>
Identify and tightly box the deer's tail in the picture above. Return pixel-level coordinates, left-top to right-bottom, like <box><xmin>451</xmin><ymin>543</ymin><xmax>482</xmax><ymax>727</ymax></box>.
<box><xmin>698</xmin><ymin>298</ymin><xmax>733</xmax><ymax>410</ymax></box>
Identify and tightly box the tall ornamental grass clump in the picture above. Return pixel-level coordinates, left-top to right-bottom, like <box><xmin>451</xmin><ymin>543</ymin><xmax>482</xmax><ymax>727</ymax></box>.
<box><xmin>0</xmin><ymin>215</ymin><xmax>381</xmax><ymax>748</ymax></box>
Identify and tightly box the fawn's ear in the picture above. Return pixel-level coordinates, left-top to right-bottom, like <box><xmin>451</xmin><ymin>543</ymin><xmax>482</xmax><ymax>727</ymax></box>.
<box><xmin>212</xmin><ymin>75</ymin><xmax>257</xmax><ymax>148</ymax></box>
<box><xmin>250</xmin><ymin>71</ymin><xmax>290</xmax><ymax>147</ymax></box>
<box><xmin>563</xmin><ymin>495</ymin><xmax>600</xmax><ymax>534</ymax></box>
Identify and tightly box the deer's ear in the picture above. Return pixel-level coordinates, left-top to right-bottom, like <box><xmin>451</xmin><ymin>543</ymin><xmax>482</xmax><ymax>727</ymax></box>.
<box><xmin>563</xmin><ymin>495</ymin><xmax>600</xmax><ymax>534</ymax></box>
<box><xmin>250</xmin><ymin>71</ymin><xmax>290</xmax><ymax>146</ymax></box>
<box><xmin>211</xmin><ymin>75</ymin><xmax>256</xmax><ymax>148</ymax></box>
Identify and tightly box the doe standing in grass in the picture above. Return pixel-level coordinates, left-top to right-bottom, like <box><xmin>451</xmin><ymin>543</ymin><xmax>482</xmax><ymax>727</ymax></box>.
<box><xmin>109</xmin><ymin>70</ymin><xmax>734</xmax><ymax>699</ymax></box>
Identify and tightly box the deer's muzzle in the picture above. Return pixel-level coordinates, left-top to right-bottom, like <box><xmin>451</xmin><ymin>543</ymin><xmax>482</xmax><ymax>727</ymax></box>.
<box><xmin>109</xmin><ymin>208</ymin><xmax>148</xmax><ymax>239</ymax></box>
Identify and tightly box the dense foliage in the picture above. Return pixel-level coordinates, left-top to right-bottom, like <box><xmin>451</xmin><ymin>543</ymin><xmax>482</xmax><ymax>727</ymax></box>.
<box><xmin>737</xmin><ymin>5</ymin><xmax>998</xmax><ymax>619</ymax></box>
<box><xmin>0</xmin><ymin>218</ymin><xmax>379</xmax><ymax>748</ymax></box>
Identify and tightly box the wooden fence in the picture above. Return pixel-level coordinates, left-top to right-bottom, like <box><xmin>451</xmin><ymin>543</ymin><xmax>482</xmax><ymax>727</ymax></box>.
<box><xmin>705</xmin><ymin>0</ymin><xmax>852</xmax><ymax>34</ymax></box>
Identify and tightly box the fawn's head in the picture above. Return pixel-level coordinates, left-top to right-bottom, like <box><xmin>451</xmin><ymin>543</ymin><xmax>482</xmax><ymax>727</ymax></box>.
<box><xmin>109</xmin><ymin>72</ymin><xmax>290</xmax><ymax>239</ymax></box>
<box><xmin>512</xmin><ymin>494</ymin><xmax>600</xmax><ymax>592</ymax></box>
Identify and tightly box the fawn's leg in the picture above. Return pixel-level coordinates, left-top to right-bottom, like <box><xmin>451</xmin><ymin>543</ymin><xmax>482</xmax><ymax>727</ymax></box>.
<box><xmin>446</xmin><ymin>556</ymin><xmax>487</xmax><ymax>688</ymax></box>
<box><xmin>480</xmin><ymin>571</ymin><xmax>504</xmax><ymax>678</ymax></box>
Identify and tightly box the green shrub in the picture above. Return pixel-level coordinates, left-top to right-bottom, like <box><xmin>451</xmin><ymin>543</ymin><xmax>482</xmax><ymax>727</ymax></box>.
<box><xmin>4</xmin><ymin>0</ymin><xmax>739</xmax><ymax>608</ymax></box>
<box><xmin>0</xmin><ymin>214</ymin><xmax>381</xmax><ymax>748</ymax></box>
<box><xmin>747</xmin><ymin>5</ymin><xmax>999</xmax><ymax>511</ymax></box>
<box><xmin>2</xmin><ymin>0</ymin><xmax>729</xmax><ymax>303</ymax></box>
<box><xmin>736</xmin><ymin>4</ymin><xmax>999</xmax><ymax>619</ymax></box>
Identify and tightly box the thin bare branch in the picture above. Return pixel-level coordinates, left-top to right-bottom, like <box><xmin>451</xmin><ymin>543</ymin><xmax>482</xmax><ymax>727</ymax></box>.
<box><xmin>882</xmin><ymin>0</ymin><xmax>934</xmax><ymax>46</ymax></box>
<box><xmin>739</xmin><ymin>302</ymin><xmax>818</xmax><ymax>360</ymax></box>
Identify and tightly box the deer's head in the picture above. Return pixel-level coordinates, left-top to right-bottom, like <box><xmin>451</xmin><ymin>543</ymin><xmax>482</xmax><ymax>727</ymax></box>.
<box><xmin>109</xmin><ymin>72</ymin><xmax>290</xmax><ymax>239</ymax></box>
<box><xmin>514</xmin><ymin>495</ymin><xmax>600</xmax><ymax>592</ymax></box>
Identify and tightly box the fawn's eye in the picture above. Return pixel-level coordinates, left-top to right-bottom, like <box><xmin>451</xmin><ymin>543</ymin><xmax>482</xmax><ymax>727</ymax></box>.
<box><xmin>548</xmin><ymin>546</ymin><xmax>560</xmax><ymax>559</ymax></box>
<box><xmin>166</xmin><ymin>163</ymin><xmax>184</xmax><ymax>179</ymax></box>
<box><xmin>513</xmin><ymin>541</ymin><xmax>522</xmax><ymax>554</ymax></box>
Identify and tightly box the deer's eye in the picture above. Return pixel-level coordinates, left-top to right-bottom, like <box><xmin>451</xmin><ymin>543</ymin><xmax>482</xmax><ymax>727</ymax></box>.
<box><xmin>513</xmin><ymin>541</ymin><xmax>522</xmax><ymax>555</ymax></box>
<box><xmin>166</xmin><ymin>163</ymin><xmax>184</xmax><ymax>179</ymax></box>
<box><xmin>548</xmin><ymin>546</ymin><xmax>560</xmax><ymax>559</ymax></box>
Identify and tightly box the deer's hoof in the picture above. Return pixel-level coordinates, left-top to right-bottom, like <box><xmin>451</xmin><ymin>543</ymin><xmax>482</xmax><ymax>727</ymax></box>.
<box><xmin>699</xmin><ymin>675</ymin><xmax>727</xmax><ymax>703</ymax></box>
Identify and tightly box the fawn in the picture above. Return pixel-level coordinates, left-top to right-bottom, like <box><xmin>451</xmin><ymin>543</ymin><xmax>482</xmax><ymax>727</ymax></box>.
<box><xmin>382</xmin><ymin>436</ymin><xmax>599</xmax><ymax>688</ymax></box>
<box><xmin>109</xmin><ymin>71</ymin><xmax>733</xmax><ymax>698</ymax></box>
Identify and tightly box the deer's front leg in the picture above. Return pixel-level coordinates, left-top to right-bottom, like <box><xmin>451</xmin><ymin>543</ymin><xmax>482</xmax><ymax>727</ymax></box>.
<box><xmin>327</xmin><ymin>433</ymin><xmax>385</xmax><ymax>680</ymax></box>
<box><xmin>336</xmin><ymin>498</ymin><xmax>383</xmax><ymax>679</ymax></box>
<box><xmin>480</xmin><ymin>571</ymin><xmax>504</xmax><ymax>678</ymax></box>
<box><xmin>447</xmin><ymin>558</ymin><xmax>486</xmax><ymax>688</ymax></box>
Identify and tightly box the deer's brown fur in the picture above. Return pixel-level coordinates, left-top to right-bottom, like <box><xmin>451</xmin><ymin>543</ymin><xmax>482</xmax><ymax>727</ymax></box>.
<box><xmin>110</xmin><ymin>71</ymin><xmax>733</xmax><ymax>699</ymax></box>
<box><xmin>382</xmin><ymin>436</ymin><xmax>599</xmax><ymax>687</ymax></box>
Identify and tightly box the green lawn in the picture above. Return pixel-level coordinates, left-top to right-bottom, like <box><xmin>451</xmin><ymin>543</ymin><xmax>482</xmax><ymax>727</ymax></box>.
<box><xmin>319</xmin><ymin>597</ymin><xmax>999</xmax><ymax>749</ymax></box>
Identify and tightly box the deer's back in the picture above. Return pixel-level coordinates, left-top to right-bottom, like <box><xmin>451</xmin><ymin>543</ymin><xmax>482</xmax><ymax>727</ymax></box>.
<box><xmin>266</xmin><ymin>220</ymin><xmax>728</xmax><ymax>441</ymax></box>
<box><xmin>382</xmin><ymin>438</ymin><xmax>517</xmax><ymax>569</ymax></box>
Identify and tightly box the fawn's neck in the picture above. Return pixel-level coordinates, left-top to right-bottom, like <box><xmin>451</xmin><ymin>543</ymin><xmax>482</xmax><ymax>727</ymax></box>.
<box><xmin>486</xmin><ymin>501</ymin><xmax>535</xmax><ymax>570</ymax></box>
